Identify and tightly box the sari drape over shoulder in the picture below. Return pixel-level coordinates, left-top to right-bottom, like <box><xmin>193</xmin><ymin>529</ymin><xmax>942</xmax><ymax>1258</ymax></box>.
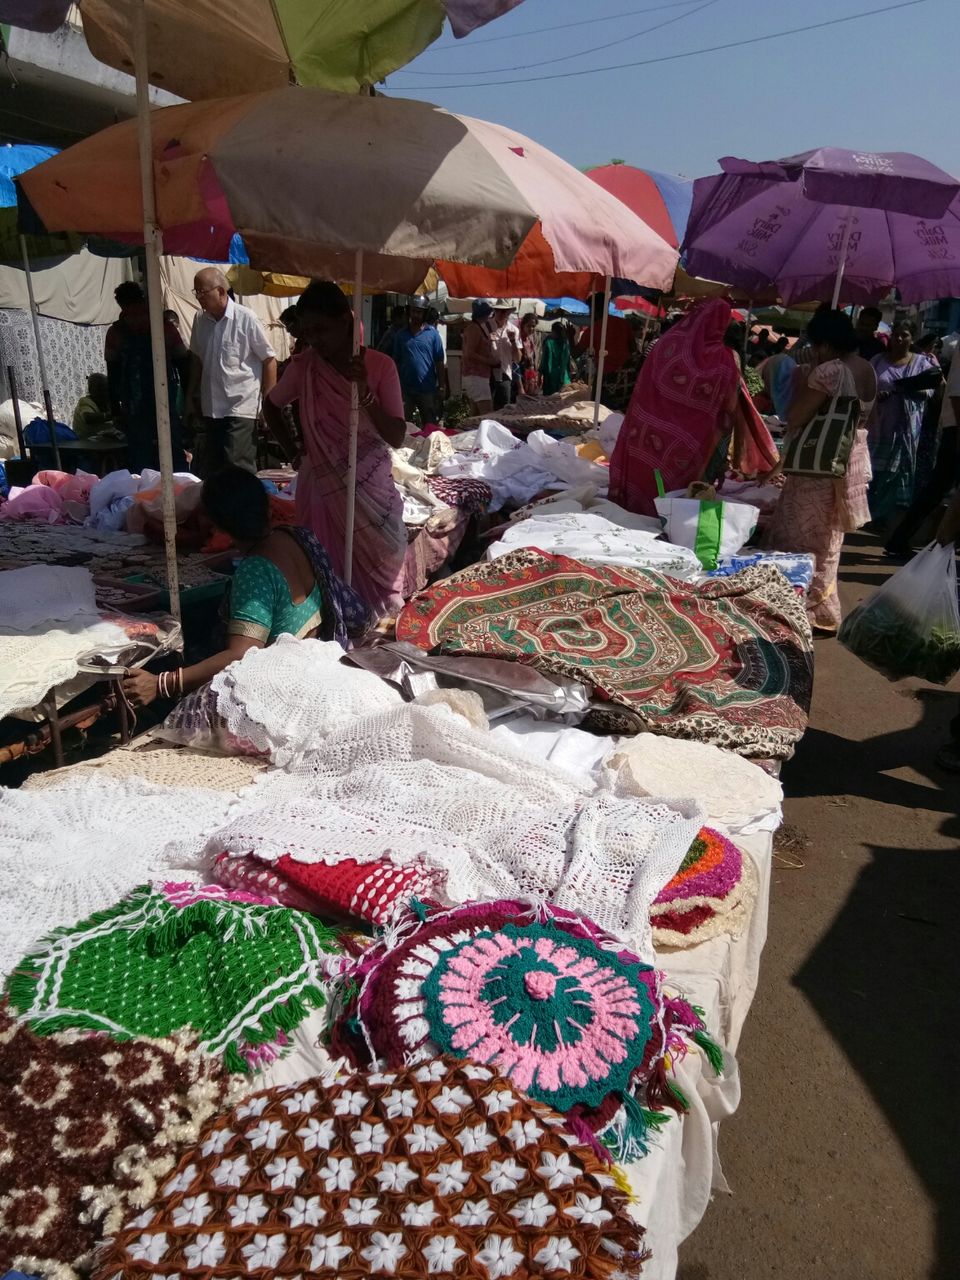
<box><xmin>269</xmin><ymin>347</ymin><xmax>407</xmax><ymax>614</ymax></box>
<box><xmin>609</xmin><ymin>299</ymin><xmax>740</xmax><ymax>516</ymax></box>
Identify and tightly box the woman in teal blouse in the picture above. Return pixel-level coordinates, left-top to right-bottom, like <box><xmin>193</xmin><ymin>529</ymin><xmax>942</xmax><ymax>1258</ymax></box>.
<box><xmin>123</xmin><ymin>466</ymin><xmax>369</xmax><ymax>708</ymax></box>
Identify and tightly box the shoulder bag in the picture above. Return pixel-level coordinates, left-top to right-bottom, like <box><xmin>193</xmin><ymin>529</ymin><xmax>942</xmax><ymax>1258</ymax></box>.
<box><xmin>781</xmin><ymin>386</ymin><xmax>859</xmax><ymax>479</ymax></box>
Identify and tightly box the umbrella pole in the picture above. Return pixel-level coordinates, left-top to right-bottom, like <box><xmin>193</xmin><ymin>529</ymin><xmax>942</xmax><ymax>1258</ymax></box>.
<box><xmin>344</xmin><ymin>247</ymin><xmax>363</xmax><ymax>586</ymax></box>
<box><xmin>830</xmin><ymin>209</ymin><xmax>854</xmax><ymax>309</ymax></box>
<box><xmin>19</xmin><ymin>235</ymin><xmax>61</xmax><ymax>470</ymax></box>
<box><xmin>742</xmin><ymin>299</ymin><xmax>752</xmax><ymax>362</ymax></box>
<box><xmin>593</xmin><ymin>275</ymin><xmax>612</xmax><ymax>428</ymax></box>
<box><xmin>133</xmin><ymin>0</ymin><xmax>181</xmax><ymax>621</ymax></box>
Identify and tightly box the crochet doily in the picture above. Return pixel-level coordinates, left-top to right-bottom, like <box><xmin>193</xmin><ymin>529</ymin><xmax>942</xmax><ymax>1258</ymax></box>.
<box><xmin>651</xmin><ymin>831</ymin><xmax>759</xmax><ymax>950</ymax></box>
<box><xmin>0</xmin><ymin>1010</ymin><xmax>231</xmax><ymax>1280</ymax></box>
<box><xmin>211</xmin><ymin>637</ymin><xmax>401</xmax><ymax>766</ymax></box>
<box><xmin>6</xmin><ymin>884</ymin><xmax>345</xmax><ymax>1074</ymax></box>
<box><xmin>605</xmin><ymin>734</ymin><xmax>783</xmax><ymax>828</ymax></box>
<box><xmin>0</xmin><ymin>617</ymin><xmax>129</xmax><ymax>719</ymax></box>
<box><xmin>329</xmin><ymin>901</ymin><xmax>720</xmax><ymax>1160</ymax></box>
<box><xmin>92</xmin><ymin>1058</ymin><xmax>648</xmax><ymax>1280</ymax></box>
<box><xmin>21</xmin><ymin>744</ymin><xmax>267</xmax><ymax>795</ymax></box>
<box><xmin>0</xmin><ymin>779</ymin><xmax>251</xmax><ymax>981</ymax></box>
<box><xmin>210</xmin><ymin>704</ymin><xmax>703</xmax><ymax>960</ymax></box>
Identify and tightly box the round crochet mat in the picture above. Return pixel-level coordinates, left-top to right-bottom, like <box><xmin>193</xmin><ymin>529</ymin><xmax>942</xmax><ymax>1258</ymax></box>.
<box><xmin>330</xmin><ymin>902</ymin><xmax>718</xmax><ymax>1158</ymax></box>
<box><xmin>651</xmin><ymin>831</ymin><xmax>758</xmax><ymax>949</ymax></box>
<box><xmin>92</xmin><ymin>1058</ymin><xmax>648</xmax><ymax>1280</ymax></box>
<box><xmin>5</xmin><ymin>883</ymin><xmax>345</xmax><ymax>1074</ymax></box>
<box><xmin>652</xmin><ymin>828</ymin><xmax>743</xmax><ymax>910</ymax></box>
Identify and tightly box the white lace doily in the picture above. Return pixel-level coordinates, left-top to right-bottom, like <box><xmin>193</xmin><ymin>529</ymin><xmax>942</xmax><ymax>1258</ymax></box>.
<box><xmin>605</xmin><ymin>734</ymin><xmax>783</xmax><ymax>828</ymax></box>
<box><xmin>0</xmin><ymin>617</ymin><xmax>130</xmax><ymax>719</ymax></box>
<box><xmin>210</xmin><ymin>703</ymin><xmax>704</xmax><ymax>959</ymax></box>
<box><xmin>211</xmin><ymin>636</ymin><xmax>401</xmax><ymax>766</ymax></box>
<box><xmin>0</xmin><ymin>564</ymin><xmax>98</xmax><ymax>630</ymax></box>
<box><xmin>0</xmin><ymin>777</ymin><xmax>253</xmax><ymax>979</ymax></box>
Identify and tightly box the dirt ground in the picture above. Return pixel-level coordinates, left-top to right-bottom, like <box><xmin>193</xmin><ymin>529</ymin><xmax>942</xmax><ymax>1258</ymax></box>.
<box><xmin>678</xmin><ymin>534</ymin><xmax>959</xmax><ymax>1280</ymax></box>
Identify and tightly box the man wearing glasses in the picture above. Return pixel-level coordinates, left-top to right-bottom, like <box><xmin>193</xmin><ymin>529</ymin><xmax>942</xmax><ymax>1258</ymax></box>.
<box><xmin>188</xmin><ymin>267</ymin><xmax>277</xmax><ymax>475</ymax></box>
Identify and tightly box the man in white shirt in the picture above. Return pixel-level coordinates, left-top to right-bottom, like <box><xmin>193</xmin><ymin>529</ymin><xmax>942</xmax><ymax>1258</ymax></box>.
<box><xmin>188</xmin><ymin>267</ymin><xmax>277</xmax><ymax>475</ymax></box>
<box><xmin>490</xmin><ymin>300</ymin><xmax>521</xmax><ymax>411</ymax></box>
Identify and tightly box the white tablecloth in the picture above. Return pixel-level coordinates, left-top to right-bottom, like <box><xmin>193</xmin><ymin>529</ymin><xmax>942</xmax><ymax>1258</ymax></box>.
<box><xmin>623</xmin><ymin>829</ymin><xmax>773</xmax><ymax>1279</ymax></box>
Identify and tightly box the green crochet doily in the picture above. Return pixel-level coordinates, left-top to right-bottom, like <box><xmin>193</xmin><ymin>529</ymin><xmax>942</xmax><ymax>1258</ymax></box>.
<box><xmin>6</xmin><ymin>884</ymin><xmax>341</xmax><ymax>1072</ymax></box>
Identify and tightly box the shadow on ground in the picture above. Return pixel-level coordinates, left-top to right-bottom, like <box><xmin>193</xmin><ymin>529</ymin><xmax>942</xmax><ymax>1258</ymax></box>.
<box><xmin>783</xmin><ymin>686</ymin><xmax>958</xmax><ymax>815</ymax></box>
<box><xmin>793</xmin><ymin>836</ymin><xmax>959</xmax><ymax>1278</ymax></box>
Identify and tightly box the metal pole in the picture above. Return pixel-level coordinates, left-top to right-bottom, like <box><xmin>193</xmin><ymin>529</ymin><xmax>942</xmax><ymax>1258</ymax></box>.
<box><xmin>741</xmin><ymin>299</ymin><xmax>752</xmax><ymax>362</ymax></box>
<box><xmin>592</xmin><ymin>276</ymin><xmax>612</xmax><ymax>428</ymax></box>
<box><xmin>7</xmin><ymin>365</ymin><xmax>25</xmax><ymax>458</ymax></box>
<box><xmin>19</xmin><ymin>234</ymin><xmax>61</xmax><ymax>469</ymax></box>
<box><xmin>133</xmin><ymin>0</ymin><xmax>181</xmax><ymax>621</ymax></box>
<box><xmin>344</xmin><ymin>246</ymin><xmax>363</xmax><ymax>585</ymax></box>
<box><xmin>831</xmin><ymin>208</ymin><xmax>854</xmax><ymax>309</ymax></box>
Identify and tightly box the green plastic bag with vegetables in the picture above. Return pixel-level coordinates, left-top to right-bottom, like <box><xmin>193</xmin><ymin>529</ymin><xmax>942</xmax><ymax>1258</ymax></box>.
<box><xmin>839</xmin><ymin>541</ymin><xmax>960</xmax><ymax>684</ymax></box>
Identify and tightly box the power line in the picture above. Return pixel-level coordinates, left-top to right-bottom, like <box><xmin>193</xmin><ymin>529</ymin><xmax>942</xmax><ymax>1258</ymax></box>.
<box><xmin>390</xmin><ymin>0</ymin><xmax>932</xmax><ymax>89</ymax></box>
<box><xmin>423</xmin><ymin>1</ymin><xmax>704</xmax><ymax>53</ymax></box>
<box><xmin>403</xmin><ymin>0</ymin><xmax>718</xmax><ymax>77</ymax></box>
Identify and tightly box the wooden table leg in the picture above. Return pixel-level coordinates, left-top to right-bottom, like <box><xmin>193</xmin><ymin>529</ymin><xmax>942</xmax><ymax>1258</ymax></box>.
<box><xmin>43</xmin><ymin>691</ymin><xmax>65</xmax><ymax>767</ymax></box>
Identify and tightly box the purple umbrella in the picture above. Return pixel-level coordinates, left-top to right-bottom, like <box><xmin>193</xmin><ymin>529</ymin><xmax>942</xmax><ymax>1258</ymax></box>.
<box><xmin>683</xmin><ymin>148</ymin><xmax>960</xmax><ymax>306</ymax></box>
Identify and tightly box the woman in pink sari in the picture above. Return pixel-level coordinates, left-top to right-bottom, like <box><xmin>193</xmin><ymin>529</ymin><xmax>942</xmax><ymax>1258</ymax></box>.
<box><xmin>263</xmin><ymin>281</ymin><xmax>408</xmax><ymax>615</ymax></box>
<box><xmin>609</xmin><ymin>298</ymin><xmax>742</xmax><ymax>517</ymax></box>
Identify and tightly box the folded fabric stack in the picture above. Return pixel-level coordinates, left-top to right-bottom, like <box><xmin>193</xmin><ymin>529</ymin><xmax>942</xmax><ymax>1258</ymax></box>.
<box><xmin>92</xmin><ymin>1059</ymin><xmax>649</xmax><ymax>1280</ymax></box>
<box><xmin>214</xmin><ymin>849</ymin><xmax>444</xmax><ymax>928</ymax></box>
<box><xmin>328</xmin><ymin>900</ymin><xmax>722</xmax><ymax>1163</ymax></box>
<box><xmin>398</xmin><ymin>549</ymin><xmax>813</xmax><ymax>758</ymax></box>
<box><xmin>708</xmin><ymin>550</ymin><xmax>816</xmax><ymax>593</ymax></box>
<box><xmin>0</xmin><ymin>1009</ymin><xmax>229</xmax><ymax>1280</ymax></box>
<box><xmin>651</xmin><ymin>828</ymin><xmax>758</xmax><ymax>948</ymax></box>
<box><xmin>208</xmin><ymin>702</ymin><xmax>704</xmax><ymax>960</ymax></box>
<box><xmin>604</xmin><ymin>734</ymin><xmax>784</xmax><ymax>835</ymax></box>
<box><xmin>6</xmin><ymin>883</ymin><xmax>346</xmax><ymax>1074</ymax></box>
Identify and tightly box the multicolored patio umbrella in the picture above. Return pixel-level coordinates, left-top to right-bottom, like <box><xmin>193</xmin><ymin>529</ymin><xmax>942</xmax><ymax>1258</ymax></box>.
<box><xmin>585</xmin><ymin>164</ymin><xmax>695</xmax><ymax>319</ymax></box>
<box><xmin>586</xmin><ymin>164</ymin><xmax>694</xmax><ymax>250</ymax></box>
<box><xmin>683</xmin><ymin>148</ymin><xmax>960</xmax><ymax>305</ymax></box>
<box><xmin>0</xmin><ymin>0</ymin><xmax>528</xmax><ymax>96</ymax></box>
<box><xmin>19</xmin><ymin>87</ymin><xmax>676</xmax><ymax>584</ymax></box>
<box><xmin>17</xmin><ymin>89</ymin><xmax>677</xmax><ymax>294</ymax></box>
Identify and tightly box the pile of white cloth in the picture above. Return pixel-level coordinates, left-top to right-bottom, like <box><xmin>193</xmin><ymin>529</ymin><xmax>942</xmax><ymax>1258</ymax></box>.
<box><xmin>210</xmin><ymin>636</ymin><xmax>402</xmax><ymax>767</ymax></box>
<box><xmin>487</xmin><ymin>508</ymin><xmax>702</xmax><ymax>579</ymax></box>
<box><xmin>0</xmin><ymin>565</ymin><xmax>130</xmax><ymax>717</ymax></box>
<box><xmin>437</xmin><ymin>420</ymin><xmax>609</xmax><ymax>508</ymax></box>
<box><xmin>209</xmin><ymin>699</ymin><xmax>705</xmax><ymax>961</ymax></box>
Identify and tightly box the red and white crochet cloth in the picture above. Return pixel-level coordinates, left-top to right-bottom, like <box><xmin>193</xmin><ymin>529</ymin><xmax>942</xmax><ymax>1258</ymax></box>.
<box><xmin>214</xmin><ymin>851</ymin><xmax>441</xmax><ymax>928</ymax></box>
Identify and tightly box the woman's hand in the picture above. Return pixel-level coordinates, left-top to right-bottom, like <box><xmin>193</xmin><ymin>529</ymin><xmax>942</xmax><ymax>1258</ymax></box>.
<box><xmin>348</xmin><ymin>350</ymin><xmax>370</xmax><ymax>401</ymax></box>
<box><xmin>122</xmin><ymin>669</ymin><xmax>161</xmax><ymax>707</ymax></box>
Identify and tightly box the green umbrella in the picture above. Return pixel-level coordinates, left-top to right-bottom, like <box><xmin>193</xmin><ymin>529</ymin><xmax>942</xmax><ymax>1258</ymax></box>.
<box><xmin>3</xmin><ymin>0</ymin><xmax>528</xmax><ymax>97</ymax></box>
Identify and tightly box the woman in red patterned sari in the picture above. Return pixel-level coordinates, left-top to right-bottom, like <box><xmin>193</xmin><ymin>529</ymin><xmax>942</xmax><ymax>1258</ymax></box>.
<box><xmin>609</xmin><ymin>299</ymin><xmax>741</xmax><ymax>517</ymax></box>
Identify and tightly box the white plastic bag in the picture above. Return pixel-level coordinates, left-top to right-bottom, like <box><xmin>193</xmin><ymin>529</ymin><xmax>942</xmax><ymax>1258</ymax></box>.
<box><xmin>654</xmin><ymin>493</ymin><xmax>758</xmax><ymax>570</ymax></box>
<box><xmin>838</xmin><ymin>541</ymin><xmax>960</xmax><ymax>684</ymax></box>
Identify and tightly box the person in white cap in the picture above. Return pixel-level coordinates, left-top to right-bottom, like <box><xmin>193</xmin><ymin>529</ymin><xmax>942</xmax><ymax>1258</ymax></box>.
<box><xmin>491</xmin><ymin>299</ymin><xmax>522</xmax><ymax>409</ymax></box>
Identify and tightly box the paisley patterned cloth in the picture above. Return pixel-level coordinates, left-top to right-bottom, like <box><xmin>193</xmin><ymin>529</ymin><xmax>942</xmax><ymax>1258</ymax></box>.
<box><xmin>397</xmin><ymin>549</ymin><xmax>813</xmax><ymax>758</ymax></box>
<box><xmin>0</xmin><ymin>309</ymin><xmax>110</xmax><ymax>423</ymax></box>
